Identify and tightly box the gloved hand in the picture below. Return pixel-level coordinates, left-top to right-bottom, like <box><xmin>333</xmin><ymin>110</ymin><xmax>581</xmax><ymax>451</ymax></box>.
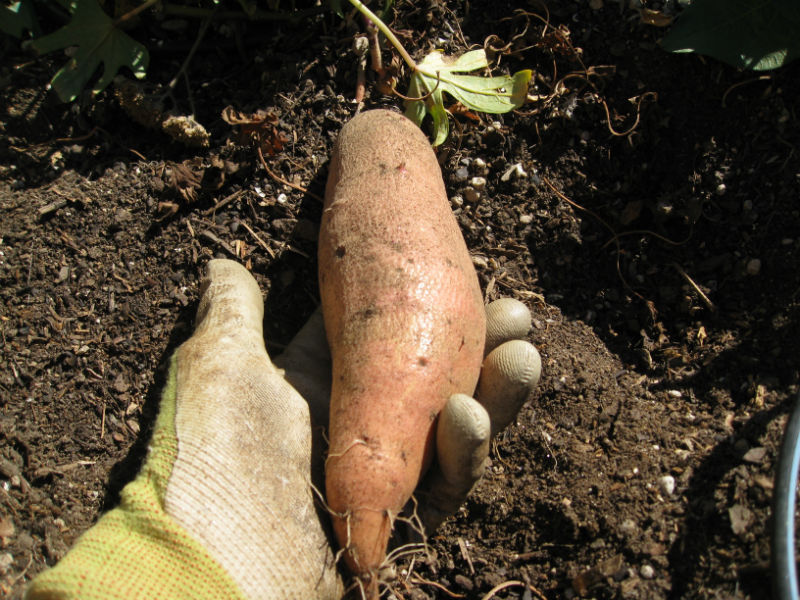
<box><xmin>27</xmin><ymin>259</ymin><xmax>541</xmax><ymax>600</ymax></box>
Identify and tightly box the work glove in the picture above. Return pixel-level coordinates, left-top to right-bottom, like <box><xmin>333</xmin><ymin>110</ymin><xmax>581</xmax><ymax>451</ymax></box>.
<box><xmin>26</xmin><ymin>259</ymin><xmax>541</xmax><ymax>600</ymax></box>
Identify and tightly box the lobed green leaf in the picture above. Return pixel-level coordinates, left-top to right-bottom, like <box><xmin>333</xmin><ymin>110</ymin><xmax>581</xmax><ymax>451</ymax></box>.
<box><xmin>405</xmin><ymin>49</ymin><xmax>531</xmax><ymax>145</ymax></box>
<box><xmin>28</xmin><ymin>0</ymin><xmax>149</xmax><ymax>102</ymax></box>
<box><xmin>0</xmin><ymin>0</ymin><xmax>40</xmax><ymax>38</ymax></box>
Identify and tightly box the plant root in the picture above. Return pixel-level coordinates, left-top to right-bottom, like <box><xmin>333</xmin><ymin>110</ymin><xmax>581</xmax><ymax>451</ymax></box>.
<box><xmin>480</xmin><ymin>579</ymin><xmax>548</xmax><ymax>600</ymax></box>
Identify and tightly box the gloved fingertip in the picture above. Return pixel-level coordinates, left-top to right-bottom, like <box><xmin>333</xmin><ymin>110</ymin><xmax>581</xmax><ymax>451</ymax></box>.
<box><xmin>440</xmin><ymin>393</ymin><xmax>491</xmax><ymax>443</ymax></box>
<box><xmin>485</xmin><ymin>298</ymin><xmax>532</xmax><ymax>354</ymax></box>
<box><xmin>436</xmin><ymin>394</ymin><xmax>491</xmax><ymax>489</ymax></box>
<box><xmin>193</xmin><ymin>259</ymin><xmax>265</xmax><ymax>342</ymax></box>
<box><xmin>477</xmin><ymin>340</ymin><xmax>542</xmax><ymax>437</ymax></box>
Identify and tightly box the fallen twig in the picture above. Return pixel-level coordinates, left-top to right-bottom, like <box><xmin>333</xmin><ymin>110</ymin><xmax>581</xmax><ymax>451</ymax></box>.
<box><xmin>239</xmin><ymin>221</ymin><xmax>276</xmax><ymax>258</ymax></box>
<box><xmin>200</xmin><ymin>229</ymin><xmax>237</xmax><ymax>257</ymax></box>
<box><xmin>256</xmin><ymin>146</ymin><xmax>323</xmax><ymax>202</ymax></box>
<box><xmin>37</xmin><ymin>198</ymin><xmax>69</xmax><ymax>219</ymax></box>
<box><xmin>457</xmin><ymin>537</ymin><xmax>475</xmax><ymax>575</ymax></box>
<box><xmin>672</xmin><ymin>262</ymin><xmax>716</xmax><ymax>312</ymax></box>
<box><xmin>408</xmin><ymin>576</ymin><xmax>465</xmax><ymax>598</ymax></box>
<box><xmin>202</xmin><ymin>190</ymin><xmax>245</xmax><ymax>216</ymax></box>
<box><xmin>480</xmin><ymin>580</ymin><xmax>548</xmax><ymax>600</ymax></box>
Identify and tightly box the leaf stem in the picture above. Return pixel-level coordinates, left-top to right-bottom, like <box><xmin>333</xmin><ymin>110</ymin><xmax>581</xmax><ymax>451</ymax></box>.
<box><xmin>161</xmin><ymin>3</ymin><xmax>324</xmax><ymax>21</ymax></box>
<box><xmin>347</xmin><ymin>0</ymin><xmax>416</xmax><ymax>70</ymax></box>
<box><xmin>114</xmin><ymin>0</ymin><xmax>159</xmax><ymax>26</ymax></box>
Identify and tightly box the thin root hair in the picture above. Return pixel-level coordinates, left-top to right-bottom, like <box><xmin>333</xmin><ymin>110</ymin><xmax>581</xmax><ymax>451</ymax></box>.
<box><xmin>325</xmin><ymin>438</ymin><xmax>369</xmax><ymax>468</ymax></box>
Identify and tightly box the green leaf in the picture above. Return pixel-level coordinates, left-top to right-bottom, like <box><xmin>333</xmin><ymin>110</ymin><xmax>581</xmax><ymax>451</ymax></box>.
<box><xmin>378</xmin><ymin>0</ymin><xmax>393</xmax><ymax>21</ymax></box>
<box><xmin>329</xmin><ymin>0</ymin><xmax>344</xmax><ymax>18</ymax></box>
<box><xmin>434</xmin><ymin>49</ymin><xmax>490</xmax><ymax>72</ymax></box>
<box><xmin>404</xmin><ymin>49</ymin><xmax>531</xmax><ymax>145</ymax></box>
<box><xmin>0</xmin><ymin>0</ymin><xmax>40</xmax><ymax>38</ymax></box>
<box><xmin>27</xmin><ymin>0</ymin><xmax>149</xmax><ymax>102</ymax></box>
<box><xmin>661</xmin><ymin>0</ymin><xmax>800</xmax><ymax>71</ymax></box>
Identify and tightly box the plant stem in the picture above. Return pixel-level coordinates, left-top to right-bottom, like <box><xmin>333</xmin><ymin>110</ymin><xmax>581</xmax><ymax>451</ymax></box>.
<box><xmin>114</xmin><ymin>0</ymin><xmax>159</xmax><ymax>26</ymax></box>
<box><xmin>161</xmin><ymin>3</ymin><xmax>325</xmax><ymax>21</ymax></box>
<box><xmin>347</xmin><ymin>0</ymin><xmax>416</xmax><ymax>70</ymax></box>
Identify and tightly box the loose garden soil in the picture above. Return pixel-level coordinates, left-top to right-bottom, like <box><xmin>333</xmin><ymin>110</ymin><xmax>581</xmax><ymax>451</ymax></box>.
<box><xmin>1</xmin><ymin>1</ymin><xmax>799</xmax><ymax>598</ymax></box>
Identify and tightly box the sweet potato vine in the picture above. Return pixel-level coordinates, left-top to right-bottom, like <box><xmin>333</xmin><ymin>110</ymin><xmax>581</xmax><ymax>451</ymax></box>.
<box><xmin>344</xmin><ymin>0</ymin><xmax>532</xmax><ymax>145</ymax></box>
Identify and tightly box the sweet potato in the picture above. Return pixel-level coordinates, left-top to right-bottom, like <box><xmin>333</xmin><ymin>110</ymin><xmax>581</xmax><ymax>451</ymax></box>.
<box><xmin>319</xmin><ymin>109</ymin><xmax>486</xmax><ymax>590</ymax></box>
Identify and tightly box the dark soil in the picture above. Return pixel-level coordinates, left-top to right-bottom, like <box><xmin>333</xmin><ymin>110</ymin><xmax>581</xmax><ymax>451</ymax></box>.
<box><xmin>2</xmin><ymin>1</ymin><xmax>799</xmax><ymax>598</ymax></box>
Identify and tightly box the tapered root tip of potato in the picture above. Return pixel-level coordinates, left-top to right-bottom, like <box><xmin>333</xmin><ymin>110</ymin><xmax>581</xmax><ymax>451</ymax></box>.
<box><xmin>333</xmin><ymin>508</ymin><xmax>392</xmax><ymax>586</ymax></box>
<box><xmin>477</xmin><ymin>340</ymin><xmax>542</xmax><ymax>437</ymax></box>
<box><xmin>485</xmin><ymin>298</ymin><xmax>532</xmax><ymax>354</ymax></box>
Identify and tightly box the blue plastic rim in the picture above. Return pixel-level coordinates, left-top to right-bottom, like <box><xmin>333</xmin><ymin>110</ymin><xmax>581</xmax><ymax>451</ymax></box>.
<box><xmin>773</xmin><ymin>391</ymin><xmax>800</xmax><ymax>600</ymax></box>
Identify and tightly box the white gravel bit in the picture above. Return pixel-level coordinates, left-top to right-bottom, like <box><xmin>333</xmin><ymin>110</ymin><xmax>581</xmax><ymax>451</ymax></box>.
<box><xmin>619</xmin><ymin>518</ymin><xmax>638</xmax><ymax>537</ymax></box>
<box><xmin>472</xmin><ymin>157</ymin><xmax>488</xmax><ymax>173</ymax></box>
<box><xmin>501</xmin><ymin>162</ymin><xmax>527</xmax><ymax>182</ymax></box>
<box><xmin>464</xmin><ymin>187</ymin><xmax>481</xmax><ymax>203</ymax></box>
<box><xmin>640</xmin><ymin>564</ymin><xmax>655</xmax><ymax>579</ymax></box>
<box><xmin>0</xmin><ymin>553</ymin><xmax>13</xmax><ymax>575</ymax></box>
<box><xmin>470</xmin><ymin>176</ymin><xmax>487</xmax><ymax>191</ymax></box>
<box><xmin>658</xmin><ymin>475</ymin><xmax>676</xmax><ymax>497</ymax></box>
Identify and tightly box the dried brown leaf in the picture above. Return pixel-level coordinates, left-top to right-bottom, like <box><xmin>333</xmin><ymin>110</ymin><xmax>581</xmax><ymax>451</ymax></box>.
<box><xmin>640</xmin><ymin>9</ymin><xmax>673</xmax><ymax>27</ymax></box>
<box><xmin>168</xmin><ymin>159</ymin><xmax>203</xmax><ymax>203</ymax></box>
<box><xmin>221</xmin><ymin>105</ymin><xmax>288</xmax><ymax>156</ymax></box>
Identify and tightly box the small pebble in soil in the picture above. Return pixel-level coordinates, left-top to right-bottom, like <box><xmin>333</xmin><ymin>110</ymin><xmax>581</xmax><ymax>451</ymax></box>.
<box><xmin>658</xmin><ymin>475</ymin><xmax>676</xmax><ymax>497</ymax></box>
<box><xmin>472</xmin><ymin>255</ymin><xmax>489</xmax><ymax>269</ymax></box>
<box><xmin>619</xmin><ymin>518</ymin><xmax>638</xmax><ymax>537</ymax></box>
<box><xmin>453</xmin><ymin>167</ymin><xmax>469</xmax><ymax>182</ymax></box>
<box><xmin>501</xmin><ymin>163</ymin><xmax>527</xmax><ymax>182</ymax></box>
<box><xmin>656</xmin><ymin>199</ymin><xmax>673</xmax><ymax>216</ymax></box>
<box><xmin>0</xmin><ymin>553</ymin><xmax>13</xmax><ymax>575</ymax></box>
<box><xmin>745</xmin><ymin>258</ymin><xmax>761</xmax><ymax>275</ymax></box>
<box><xmin>113</xmin><ymin>208</ymin><xmax>132</xmax><ymax>226</ymax></box>
<box><xmin>729</xmin><ymin>504</ymin><xmax>753</xmax><ymax>535</ymax></box>
<box><xmin>464</xmin><ymin>187</ymin><xmax>480</xmax><ymax>203</ymax></box>
<box><xmin>640</xmin><ymin>564</ymin><xmax>655</xmax><ymax>579</ymax></box>
<box><xmin>453</xmin><ymin>574</ymin><xmax>473</xmax><ymax>591</ymax></box>
<box><xmin>519</xmin><ymin>214</ymin><xmax>533</xmax><ymax>224</ymax></box>
<box><xmin>472</xmin><ymin>157</ymin><xmax>488</xmax><ymax>174</ymax></box>
<box><xmin>743</xmin><ymin>446</ymin><xmax>767</xmax><ymax>463</ymax></box>
<box><xmin>470</xmin><ymin>176</ymin><xmax>487</xmax><ymax>191</ymax></box>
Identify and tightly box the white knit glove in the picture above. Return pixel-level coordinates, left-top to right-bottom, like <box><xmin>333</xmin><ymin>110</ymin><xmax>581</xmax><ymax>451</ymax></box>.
<box><xmin>153</xmin><ymin>258</ymin><xmax>541</xmax><ymax>597</ymax></box>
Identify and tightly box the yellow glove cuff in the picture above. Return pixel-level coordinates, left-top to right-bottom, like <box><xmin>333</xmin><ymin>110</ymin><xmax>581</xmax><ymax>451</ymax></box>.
<box><xmin>26</xmin><ymin>355</ymin><xmax>248</xmax><ymax>600</ymax></box>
